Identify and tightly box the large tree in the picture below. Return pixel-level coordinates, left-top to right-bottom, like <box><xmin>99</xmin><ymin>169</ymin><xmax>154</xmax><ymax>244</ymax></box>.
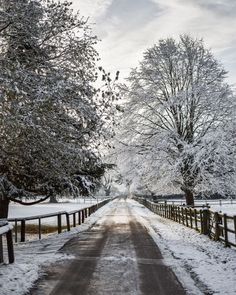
<box><xmin>119</xmin><ymin>35</ymin><xmax>236</xmax><ymax>205</ymax></box>
<box><xmin>0</xmin><ymin>0</ymin><xmax>116</xmax><ymax>217</ymax></box>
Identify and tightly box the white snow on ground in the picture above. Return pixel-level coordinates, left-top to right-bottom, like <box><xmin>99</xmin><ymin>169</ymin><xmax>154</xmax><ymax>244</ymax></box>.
<box><xmin>2</xmin><ymin>198</ymin><xmax>236</xmax><ymax>295</ymax></box>
<box><xmin>210</xmin><ymin>204</ymin><xmax>236</xmax><ymax>216</ymax></box>
<box><xmin>8</xmin><ymin>200</ymin><xmax>96</xmax><ymax>218</ymax></box>
<box><xmin>129</xmin><ymin>199</ymin><xmax>236</xmax><ymax>295</ymax></box>
<box><xmin>164</xmin><ymin>199</ymin><xmax>236</xmax><ymax>215</ymax></box>
<box><xmin>8</xmin><ymin>198</ymin><xmax>106</xmax><ymax>226</ymax></box>
<box><xmin>0</xmin><ymin>200</ymin><xmax>114</xmax><ymax>295</ymax></box>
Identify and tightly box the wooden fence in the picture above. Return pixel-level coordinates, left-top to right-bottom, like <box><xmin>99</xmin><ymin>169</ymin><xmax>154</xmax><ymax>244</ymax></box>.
<box><xmin>136</xmin><ymin>198</ymin><xmax>236</xmax><ymax>248</ymax></box>
<box><xmin>7</xmin><ymin>199</ymin><xmax>111</xmax><ymax>243</ymax></box>
<box><xmin>153</xmin><ymin>199</ymin><xmax>236</xmax><ymax>206</ymax></box>
<box><xmin>0</xmin><ymin>221</ymin><xmax>14</xmax><ymax>264</ymax></box>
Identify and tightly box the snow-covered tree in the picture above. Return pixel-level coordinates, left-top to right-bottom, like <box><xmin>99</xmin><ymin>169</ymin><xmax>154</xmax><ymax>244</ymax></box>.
<box><xmin>118</xmin><ymin>35</ymin><xmax>236</xmax><ymax>205</ymax></box>
<box><xmin>0</xmin><ymin>0</ymin><xmax>117</xmax><ymax>217</ymax></box>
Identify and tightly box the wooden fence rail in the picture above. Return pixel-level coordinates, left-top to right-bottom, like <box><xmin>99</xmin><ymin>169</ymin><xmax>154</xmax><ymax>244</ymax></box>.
<box><xmin>152</xmin><ymin>199</ymin><xmax>236</xmax><ymax>206</ymax></box>
<box><xmin>7</xmin><ymin>199</ymin><xmax>111</xmax><ymax>243</ymax></box>
<box><xmin>135</xmin><ymin>198</ymin><xmax>236</xmax><ymax>249</ymax></box>
<box><xmin>0</xmin><ymin>221</ymin><xmax>14</xmax><ymax>264</ymax></box>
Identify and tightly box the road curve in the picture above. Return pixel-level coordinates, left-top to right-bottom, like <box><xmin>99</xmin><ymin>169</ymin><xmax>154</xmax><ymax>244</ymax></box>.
<box><xmin>31</xmin><ymin>198</ymin><xmax>186</xmax><ymax>295</ymax></box>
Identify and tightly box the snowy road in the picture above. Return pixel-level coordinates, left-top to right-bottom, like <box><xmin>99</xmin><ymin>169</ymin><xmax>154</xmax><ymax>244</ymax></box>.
<box><xmin>31</xmin><ymin>198</ymin><xmax>186</xmax><ymax>295</ymax></box>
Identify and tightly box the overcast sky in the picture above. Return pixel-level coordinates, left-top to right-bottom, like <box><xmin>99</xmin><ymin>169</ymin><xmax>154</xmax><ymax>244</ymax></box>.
<box><xmin>72</xmin><ymin>0</ymin><xmax>236</xmax><ymax>84</ymax></box>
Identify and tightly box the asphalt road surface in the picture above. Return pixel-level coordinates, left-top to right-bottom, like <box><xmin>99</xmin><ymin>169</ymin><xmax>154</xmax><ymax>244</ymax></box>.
<box><xmin>31</xmin><ymin>198</ymin><xmax>186</xmax><ymax>295</ymax></box>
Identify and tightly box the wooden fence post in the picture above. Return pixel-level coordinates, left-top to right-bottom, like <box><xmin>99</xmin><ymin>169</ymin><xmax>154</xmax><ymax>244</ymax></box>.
<box><xmin>201</xmin><ymin>209</ymin><xmax>210</xmax><ymax>235</ymax></box>
<box><xmin>6</xmin><ymin>230</ymin><xmax>14</xmax><ymax>264</ymax></box>
<box><xmin>38</xmin><ymin>218</ymin><xmax>41</xmax><ymax>240</ymax></box>
<box><xmin>194</xmin><ymin>209</ymin><xmax>198</xmax><ymax>230</ymax></box>
<box><xmin>73</xmin><ymin>213</ymin><xmax>76</xmax><ymax>227</ymax></box>
<box><xmin>190</xmin><ymin>209</ymin><xmax>193</xmax><ymax>228</ymax></box>
<box><xmin>15</xmin><ymin>220</ymin><xmax>18</xmax><ymax>243</ymax></box>
<box><xmin>66</xmin><ymin>214</ymin><xmax>70</xmax><ymax>231</ymax></box>
<box><xmin>214</xmin><ymin>212</ymin><xmax>220</xmax><ymax>241</ymax></box>
<box><xmin>178</xmin><ymin>207</ymin><xmax>181</xmax><ymax>223</ymax></box>
<box><xmin>21</xmin><ymin>220</ymin><xmax>26</xmax><ymax>242</ymax></box>
<box><xmin>57</xmin><ymin>214</ymin><xmax>62</xmax><ymax>234</ymax></box>
<box><xmin>181</xmin><ymin>207</ymin><xmax>184</xmax><ymax>225</ymax></box>
<box><xmin>0</xmin><ymin>236</ymin><xmax>3</xmax><ymax>263</ymax></box>
<box><xmin>82</xmin><ymin>210</ymin><xmax>85</xmax><ymax>223</ymax></box>
<box><xmin>185</xmin><ymin>208</ymin><xmax>189</xmax><ymax>227</ymax></box>
<box><xmin>223</xmin><ymin>214</ymin><xmax>229</xmax><ymax>247</ymax></box>
<box><xmin>234</xmin><ymin>216</ymin><xmax>236</xmax><ymax>243</ymax></box>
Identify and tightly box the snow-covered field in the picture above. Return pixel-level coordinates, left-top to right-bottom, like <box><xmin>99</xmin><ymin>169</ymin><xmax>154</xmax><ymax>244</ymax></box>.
<box><xmin>7</xmin><ymin>198</ymin><xmax>110</xmax><ymax>241</ymax></box>
<box><xmin>8</xmin><ymin>198</ymin><xmax>97</xmax><ymax>218</ymax></box>
<box><xmin>8</xmin><ymin>198</ymin><xmax>104</xmax><ymax>226</ymax></box>
<box><xmin>210</xmin><ymin>204</ymin><xmax>236</xmax><ymax>216</ymax></box>
<box><xmin>163</xmin><ymin>199</ymin><xmax>236</xmax><ymax>216</ymax></box>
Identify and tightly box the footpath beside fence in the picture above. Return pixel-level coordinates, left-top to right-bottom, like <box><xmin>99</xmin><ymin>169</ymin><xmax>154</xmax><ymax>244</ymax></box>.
<box><xmin>135</xmin><ymin>197</ymin><xmax>236</xmax><ymax>249</ymax></box>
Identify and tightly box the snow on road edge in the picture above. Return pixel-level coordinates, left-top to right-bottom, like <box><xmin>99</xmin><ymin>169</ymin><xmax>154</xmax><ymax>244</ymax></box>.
<box><xmin>128</xmin><ymin>199</ymin><xmax>236</xmax><ymax>295</ymax></box>
<box><xmin>0</xmin><ymin>200</ymin><xmax>115</xmax><ymax>295</ymax></box>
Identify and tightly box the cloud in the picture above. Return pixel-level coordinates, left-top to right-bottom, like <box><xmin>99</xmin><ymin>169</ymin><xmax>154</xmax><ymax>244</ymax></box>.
<box><xmin>97</xmin><ymin>0</ymin><xmax>164</xmax><ymax>30</ymax></box>
<box><xmin>72</xmin><ymin>0</ymin><xmax>113</xmax><ymax>19</ymax></box>
<box><xmin>72</xmin><ymin>0</ymin><xmax>236</xmax><ymax>84</ymax></box>
<box><xmin>189</xmin><ymin>0</ymin><xmax>236</xmax><ymax>17</ymax></box>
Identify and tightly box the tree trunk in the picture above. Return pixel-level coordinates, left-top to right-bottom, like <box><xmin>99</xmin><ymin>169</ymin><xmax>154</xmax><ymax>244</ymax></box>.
<box><xmin>0</xmin><ymin>198</ymin><xmax>10</xmax><ymax>218</ymax></box>
<box><xmin>49</xmin><ymin>195</ymin><xmax>58</xmax><ymax>203</ymax></box>
<box><xmin>185</xmin><ymin>189</ymin><xmax>194</xmax><ymax>206</ymax></box>
<box><xmin>181</xmin><ymin>156</ymin><xmax>195</xmax><ymax>207</ymax></box>
<box><xmin>105</xmin><ymin>188</ymin><xmax>111</xmax><ymax>196</ymax></box>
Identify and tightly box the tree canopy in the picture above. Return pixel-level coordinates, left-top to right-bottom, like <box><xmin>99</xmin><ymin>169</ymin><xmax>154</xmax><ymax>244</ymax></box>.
<box><xmin>0</xmin><ymin>0</ymin><xmax>117</xmax><ymax>217</ymax></box>
<box><xmin>117</xmin><ymin>35</ymin><xmax>236</xmax><ymax>205</ymax></box>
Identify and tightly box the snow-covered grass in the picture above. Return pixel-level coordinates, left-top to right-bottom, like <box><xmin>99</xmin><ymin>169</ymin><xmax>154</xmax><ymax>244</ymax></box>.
<box><xmin>129</xmin><ymin>199</ymin><xmax>236</xmax><ymax>295</ymax></box>
<box><xmin>8</xmin><ymin>198</ymin><xmax>107</xmax><ymax>226</ymax></box>
<box><xmin>7</xmin><ymin>198</ymin><xmax>111</xmax><ymax>241</ymax></box>
<box><xmin>9</xmin><ymin>199</ymin><xmax>96</xmax><ymax>218</ymax></box>
<box><xmin>0</xmin><ymin>200</ymin><xmax>114</xmax><ymax>295</ymax></box>
<box><xmin>159</xmin><ymin>199</ymin><xmax>236</xmax><ymax>215</ymax></box>
<box><xmin>210</xmin><ymin>204</ymin><xmax>236</xmax><ymax>216</ymax></box>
